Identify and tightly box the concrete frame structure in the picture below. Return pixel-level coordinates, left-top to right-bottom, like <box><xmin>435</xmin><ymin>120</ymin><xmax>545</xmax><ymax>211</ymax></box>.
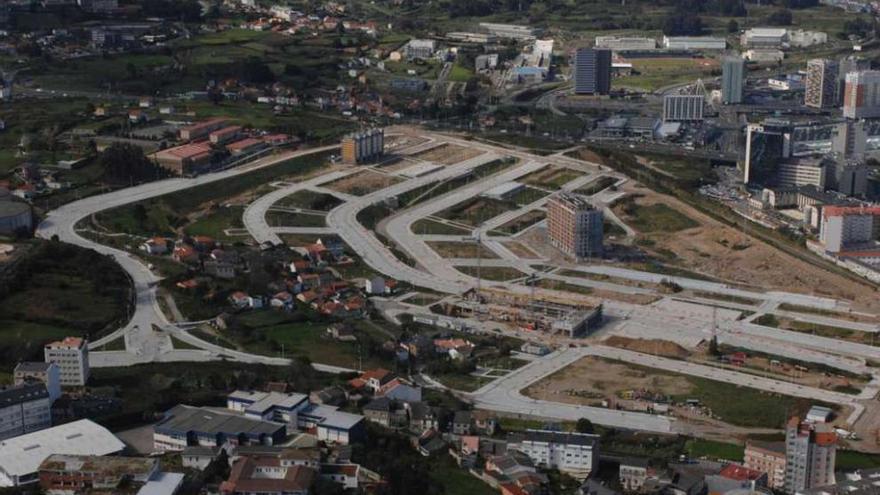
<box><xmin>547</xmin><ymin>193</ymin><xmax>603</xmax><ymax>259</ymax></box>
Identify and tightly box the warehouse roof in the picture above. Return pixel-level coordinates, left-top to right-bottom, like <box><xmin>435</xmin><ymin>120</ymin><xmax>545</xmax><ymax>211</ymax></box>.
<box><xmin>0</xmin><ymin>419</ymin><xmax>125</xmax><ymax>484</ymax></box>
<box><xmin>155</xmin><ymin>405</ymin><xmax>286</xmax><ymax>438</ymax></box>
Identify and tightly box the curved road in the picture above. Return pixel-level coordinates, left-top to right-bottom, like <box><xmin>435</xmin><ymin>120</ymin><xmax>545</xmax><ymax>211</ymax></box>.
<box><xmin>36</xmin><ymin>145</ymin><xmax>354</xmax><ymax>373</ymax></box>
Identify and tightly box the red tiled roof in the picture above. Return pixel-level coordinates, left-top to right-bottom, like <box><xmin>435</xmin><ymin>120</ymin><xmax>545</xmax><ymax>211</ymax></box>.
<box><xmin>823</xmin><ymin>205</ymin><xmax>880</xmax><ymax>217</ymax></box>
<box><xmin>720</xmin><ymin>464</ymin><xmax>764</xmax><ymax>481</ymax></box>
<box><xmin>181</xmin><ymin>117</ymin><xmax>227</xmax><ymax>133</ymax></box>
<box><xmin>157</xmin><ymin>142</ymin><xmax>212</xmax><ymax>160</ymax></box>
<box><xmin>226</xmin><ymin>137</ymin><xmax>263</xmax><ymax>152</ymax></box>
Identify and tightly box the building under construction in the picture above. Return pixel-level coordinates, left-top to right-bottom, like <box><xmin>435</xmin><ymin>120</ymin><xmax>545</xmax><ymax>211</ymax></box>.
<box><xmin>341</xmin><ymin>128</ymin><xmax>384</xmax><ymax>164</ymax></box>
<box><xmin>453</xmin><ymin>287</ymin><xmax>603</xmax><ymax>338</ymax></box>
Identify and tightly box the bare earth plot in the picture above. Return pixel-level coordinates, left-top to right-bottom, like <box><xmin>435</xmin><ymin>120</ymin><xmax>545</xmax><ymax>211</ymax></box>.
<box><xmin>502</xmin><ymin>241</ymin><xmax>541</xmax><ymax>259</ymax></box>
<box><xmin>524</xmin><ymin>356</ymin><xmax>825</xmax><ymax>431</ymax></box>
<box><xmin>413</xmin><ymin>143</ymin><xmax>484</xmax><ymax>165</ymax></box>
<box><xmin>427</xmin><ymin>241</ymin><xmax>500</xmax><ymax>259</ymax></box>
<box><xmin>324</xmin><ymin>170</ymin><xmax>403</xmax><ymax>196</ymax></box>
<box><xmin>495</xmin><ymin>210</ymin><xmax>546</xmax><ymax>235</ymax></box>
<box><xmin>613</xmin><ymin>183</ymin><xmax>880</xmax><ymax>313</ymax></box>
<box><xmin>437</xmin><ymin>197</ymin><xmax>520</xmax><ymax>227</ymax></box>
<box><xmin>520</xmin><ymin>165</ymin><xmax>583</xmax><ymax>189</ymax></box>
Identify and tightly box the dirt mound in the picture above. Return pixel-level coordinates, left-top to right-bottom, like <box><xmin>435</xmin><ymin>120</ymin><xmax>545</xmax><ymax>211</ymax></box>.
<box><xmin>603</xmin><ymin>336</ymin><xmax>691</xmax><ymax>359</ymax></box>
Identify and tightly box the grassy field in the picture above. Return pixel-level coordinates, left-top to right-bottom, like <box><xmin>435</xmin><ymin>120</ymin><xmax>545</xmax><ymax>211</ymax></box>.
<box><xmin>427</xmin><ymin>241</ymin><xmax>500</xmax><ymax>259</ymax></box>
<box><xmin>521</xmin><ymin>166</ymin><xmax>583</xmax><ymax>189</ymax></box>
<box><xmin>411</xmin><ymin>219</ymin><xmax>471</xmax><ymax>235</ymax></box>
<box><xmin>265</xmin><ymin>211</ymin><xmax>327</xmax><ymax>228</ymax></box>
<box><xmin>836</xmin><ymin>450</ymin><xmax>880</xmax><ymax>471</ymax></box>
<box><xmin>184</xmin><ymin>205</ymin><xmax>247</xmax><ymax>241</ymax></box>
<box><xmin>448</xmin><ymin>63</ymin><xmax>475</xmax><ymax>83</ymax></box>
<box><xmin>684</xmin><ymin>439</ymin><xmax>744</xmax><ymax>462</ymax></box>
<box><xmin>536</xmin><ymin>279</ymin><xmax>595</xmax><ymax>295</ymax></box>
<box><xmin>495</xmin><ymin>210</ymin><xmax>545</xmax><ymax>235</ymax></box>
<box><xmin>98</xmin><ymin>149</ymin><xmax>335</xmax><ymax>237</ymax></box>
<box><xmin>675</xmin><ymin>376</ymin><xmax>819</xmax><ymax>429</ymax></box>
<box><xmin>455</xmin><ymin>265</ymin><xmax>527</xmax><ymax>281</ymax></box>
<box><xmin>436</xmin><ymin>197</ymin><xmax>519</xmax><ymax>227</ymax></box>
<box><xmin>620</xmin><ymin>201</ymin><xmax>699</xmax><ymax>233</ymax></box>
<box><xmin>229</xmin><ymin>311</ymin><xmax>390</xmax><ymax>369</ymax></box>
<box><xmin>576</xmin><ymin>176</ymin><xmax>617</xmax><ymax>196</ymax></box>
<box><xmin>618</xmin><ymin>57</ymin><xmax>719</xmax><ymax>92</ymax></box>
<box><xmin>434</xmin><ymin>372</ymin><xmax>492</xmax><ymax>392</ymax></box>
<box><xmin>276</xmin><ymin>190</ymin><xmax>343</xmax><ymax>211</ymax></box>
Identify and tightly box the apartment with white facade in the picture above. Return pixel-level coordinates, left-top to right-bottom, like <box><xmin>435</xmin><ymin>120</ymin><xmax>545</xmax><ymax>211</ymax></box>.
<box><xmin>44</xmin><ymin>337</ymin><xmax>89</xmax><ymax>387</ymax></box>
<box><xmin>507</xmin><ymin>430</ymin><xmax>600</xmax><ymax>479</ymax></box>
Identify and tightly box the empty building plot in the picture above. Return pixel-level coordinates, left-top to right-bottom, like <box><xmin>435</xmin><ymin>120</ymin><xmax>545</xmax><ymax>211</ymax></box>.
<box><xmin>398</xmin><ymin>162</ymin><xmax>445</xmax><ymax>178</ymax></box>
<box><xmin>427</xmin><ymin>241</ymin><xmax>500</xmax><ymax>259</ymax></box>
<box><xmin>274</xmin><ymin>190</ymin><xmax>343</xmax><ymax>211</ymax></box>
<box><xmin>495</xmin><ymin>210</ymin><xmax>546</xmax><ymax>235</ymax></box>
<box><xmin>412</xmin><ymin>143</ymin><xmax>484</xmax><ymax>165</ymax></box>
<box><xmin>436</xmin><ymin>197</ymin><xmax>520</xmax><ymax>227</ymax></box>
<box><xmin>455</xmin><ymin>265</ymin><xmax>528</xmax><ymax>281</ymax></box>
<box><xmin>324</xmin><ymin>170</ymin><xmax>403</xmax><ymax>196</ymax></box>
<box><xmin>520</xmin><ymin>166</ymin><xmax>584</xmax><ymax>189</ymax></box>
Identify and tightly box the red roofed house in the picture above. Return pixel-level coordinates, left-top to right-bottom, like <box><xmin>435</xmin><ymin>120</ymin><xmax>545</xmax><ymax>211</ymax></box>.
<box><xmin>229</xmin><ymin>291</ymin><xmax>251</xmax><ymax>309</ymax></box>
<box><xmin>173</xmin><ymin>245</ymin><xmax>199</xmax><ymax>264</ymax></box>
<box><xmin>179</xmin><ymin>118</ymin><xmax>228</xmax><ymax>141</ymax></box>
<box><xmin>153</xmin><ymin>142</ymin><xmax>213</xmax><ymax>175</ymax></box>
<box><xmin>141</xmin><ymin>237</ymin><xmax>170</xmax><ymax>255</ymax></box>
<box><xmin>226</xmin><ymin>137</ymin><xmax>266</xmax><ymax>156</ymax></box>
<box><xmin>192</xmin><ymin>235</ymin><xmax>216</xmax><ymax>252</ymax></box>
<box><xmin>209</xmin><ymin>125</ymin><xmax>243</xmax><ymax>145</ymax></box>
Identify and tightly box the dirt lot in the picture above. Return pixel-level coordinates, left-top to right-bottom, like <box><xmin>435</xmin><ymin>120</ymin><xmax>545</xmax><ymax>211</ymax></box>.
<box><xmin>427</xmin><ymin>241</ymin><xmax>500</xmax><ymax>259</ymax></box>
<box><xmin>502</xmin><ymin>241</ymin><xmax>541</xmax><ymax>259</ymax></box>
<box><xmin>324</xmin><ymin>170</ymin><xmax>403</xmax><ymax>196</ymax></box>
<box><xmin>413</xmin><ymin>143</ymin><xmax>484</xmax><ymax>165</ymax></box>
<box><xmin>602</xmin><ymin>337</ymin><xmax>867</xmax><ymax>393</ymax></box>
<box><xmin>524</xmin><ymin>356</ymin><xmax>693</xmax><ymax>407</ymax></box>
<box><xmin>494</xmin><ymin>210</ymin><xmax>545</xmax><ymax>235</ymax></box>
<box><xmin>613</xmin><ymin>183</ymin><xmax>880</xmax><ymax>313</ymax></box>
<box><xmin>603</xmin><ymin>336</ymin><xmax>691</xmax><ymax>359</ymax></box>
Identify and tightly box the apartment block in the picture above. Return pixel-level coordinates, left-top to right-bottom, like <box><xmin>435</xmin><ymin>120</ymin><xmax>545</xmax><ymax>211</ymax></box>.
<box><xmin>805</xmin><ymin>59</ymin><xmax>838</xmax><ymax>109</ymax></box>
<box><xmin>573</xmin><ymin>48</ymin><xmax>612</xmax><ymax>95</ymax></box>
<box><xmin>663</xmin><ymin>94</ymin><xmax>704</xmax><ymax>122</ymax></box>
<box><xmin>819</xmin><ymin>205</ymin><xmax>880</xmax><ymax>253</ymax></box>
<box><xmin>784</xmin><ymin>417</ymin><xmax>837</xmax><ymax>493</ymax></box>
<box><xmin>843</xmin><ymin>71</ymin><xmax>880</xmax><ymax>119</ymax></box>
<box><xmin>43</xmin><ymin>337</ymin><xmax>89</xmax><ymax>387</ymax></box>
<box><xmin>507</xmin><ymin>430</ymin><xmax>600</xmax><ymax>479</ymax></box>
<box><xmin>0</xmin><ymin>384</ymin><xmax>52</xmax><ymax>441</ymax></box>
<box><xmin>547</xmin><ymin>193</ymin><xmax>604</xmax><ymax>259</ymax></box>
<box><xmin>721</xmin><ymin>57</ymin><xmax>745</xmax><ymax>105</ymax></box>
<box><xmin>744</xmin><ymin>441</ymin><xmax>787</xmax><ymax>490</ymax></box>
<box><xmin>341</xmin><ymin>128</ymin><xmax>384</xmax><ymax>164</ymax></box>
<box><xmin>13</xmin><ymin>362</ymin><xmax>60</xmax><ymax>401</ymax></box>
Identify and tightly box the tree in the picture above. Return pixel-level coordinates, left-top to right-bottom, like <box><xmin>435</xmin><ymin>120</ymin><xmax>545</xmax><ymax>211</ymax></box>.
<box><xmin>727</xmin><ymin>19</ymin><xmax>740</xmax><ymax>33</ymax></box>
<box><xmin>766</xmin><ymin>9</ymin><xmax>793</xmax><ymax>26</ymax></box>
<box><xmin>97</xmin><ymin>143</ymin><xmax>168</xmax><ymax>185</ymax></box>
<box><xmin>662</xmin><ymin>12</ymin><xmax>704</xmax><ymax>36</ymax></box>
<box><xmin>708</xmin><ymin>336</ymin><xmax>720</xmax><ymax>356</ymax></box>
<box><xmin>576</xmin><ymin>418</ymin><xmax>595</xmax><ymax>434</ymax></box>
